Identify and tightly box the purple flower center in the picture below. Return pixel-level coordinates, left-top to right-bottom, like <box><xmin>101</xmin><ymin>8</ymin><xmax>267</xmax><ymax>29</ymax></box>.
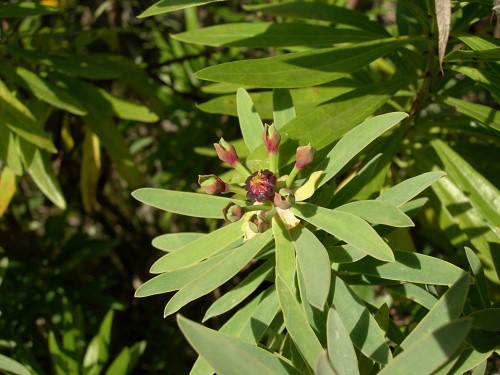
<box><xmin>245</xmin><ymin>169</ymin><xmax>277</xmax><ymax>202</ymax></box>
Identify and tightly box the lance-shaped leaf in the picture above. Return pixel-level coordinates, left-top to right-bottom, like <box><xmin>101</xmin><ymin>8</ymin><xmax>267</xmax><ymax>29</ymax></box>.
<box><xmin>294</xmin><ymin>226</ymin><xmax>331</xmax><ymax>310</ymax></box>
<box><xmin>431</xmin><ymin>139</ymin><xmax>500</xmax><ymax>233</ymax></box>
<box><xmin>164</xmin><ymin>231</ymin><xmax>272</xmax><ymax>316</ymax></box>
<box><xmin>149</xmin><ymin>222</ymin><xmax>243</xmax><ymax>273</ymax></box>
<box><xmin>195</xmin><ymin>38</ymin><xmax>413</xmax><ymax>88</ymax></box>
<box><xmin>467</xmin><ymin>308</ymin><xmax>500</xmax><ymax>332</ymax></box>
<box><xmin>377</xmin><ymin>171</ymin><xmax>446</xmax><ymax>206</ymax></box>
<box><xmin>0</xmin><ymin>2</ymin><xmax>56</xmax><ymax>17</ymax></box>
<box><xmin>276</xmin><ymin>276</ymin><xmax>324</xmax><ymax>371</ymax></box>
<box><xmin>272</xmin><ymin>217</ymin><xmax>296</xmax><ymax>289</ymax></box>
<box><xmin>0</xmin><ymin>167</ymin><xmax>17</xmax><ymax>217</ymax></box>
<box><xmin>173</xmin><ymin>23</ymin><xmax>380</xmax><ymax>48</ymax></box>
<box><xmin>442</xmin><ymin>96</ymin><xmax>500</xmax><ymax>132</ymax></box>
<box><xmin>0</xmin><ymin>354</ymin><xmax>30</xmax><ymax>375</ymax></box>
<box><xmin>316</xmin><ymin>112</ymin><xmax>408</xmax><ymax>188</ymax></box>
<box><xmin>132</xmin><ymin>189</ymin><xmax>248</xmax><ymax>219</ymax></box>
<box><xmin>327</xmin><ymin>308</ymin><xmax>360</xmax><ymax>375</ymax></box>
<box><xmin>292</xmin><ymin>203</ymin><xmax>395</xmax><ymax>262</ymax></box>
<box><xmin>135</xmin><ymin>251</ymin><xmax>233</xmax><ymax>297</ymax></box>
<box><xmin>178</xmin><ymin>315</ymin><xmax>300</xmax><ymax>375</ymax></box>
<box><xmin>152</xmin><ymin>232</ymin><xmax>205</xmax><ymax>252</ymax></box>
<box><xmin>464</xmin><ymin>247</ymin><xmax>490</xmax><ymax>308</ymax></box>
<box><xmin>398</xmin><ymin>274</ymin><xmax>470</xmax><ymax>351</ymax></box>
<box><xmin>330</xmin><ymin>274</ymin><xmax>392</xmax><ymax>364</ymax></box>
<box><xmin>438</xmin><ymin>347</ymin><xmax>494</xmax><ymax>375</ymax></box>
<box><xmin>338</xmin><ymin>251</ymin><xmax>466</xmax><ymax>285</ymax></box>
<box><xmin>336</xmin><ymin>201</ymin><xmax>414</xmax><ymax>227</ymax></box>
<box><xmin>203</xmin><ymin>258</ymin><xmax>274</xmax><ymax>321</ymax></box>
<box><xmin>138</xmin><ymin>0</ymin><xmax>227</xmax><ymax>18</ymax></box>
<box><xmin>385</xmin><ymin>284</ymin><xmax>438</xmax><ymax>310</ymax></box>
<box><xmin>315</xmin><ymin>351</ymin><xmax>337</xmax><ymax>375</ymax></box>
<box><xmin>378</xmin><ymin>319</ymin><xmax>471</xmax><ymax>375</ymax></box>
<box><xmin>237</xmin><ymin>88</ymin><xmax>263</xmax><ymax>152</ymax></box>
<box><xmin>273</xmin><ymin>89</ymin><xmax>295</xmax><ymax>129</ymax></box>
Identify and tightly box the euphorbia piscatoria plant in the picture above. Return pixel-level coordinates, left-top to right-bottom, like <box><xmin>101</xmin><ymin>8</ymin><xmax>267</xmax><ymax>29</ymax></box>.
<box><xmin>130</xmin><ymin>90</ymin><xmax>486</xmax><ymax>374</ymax></box>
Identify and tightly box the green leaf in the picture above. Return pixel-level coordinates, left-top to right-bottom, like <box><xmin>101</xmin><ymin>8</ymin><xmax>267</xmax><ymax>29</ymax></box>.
<box><xmin>243</xmin><ymin>2</ymin><xmax>388</xmax><ymax>35</ymax></box>
<box><xmin>293</xmin><ymin>203</ymin><xmax>395</xmax><ymax>262</ymax></box>
<box><xmin>328</xmin><ymin>245</ymin><xmax>367</xmax><ymax>264</ymax></box>
<box><xmin>377</xmin><ymin>171</ymin><xmax>446</xmax><ymax>206</ymax></box>
<box><xmin>294</xmin><ymin>226</ymin><xmax>331</xmax><ymax>310</ymax></box>
<box><xmin>178</xmin><ymin>315</ymin><xmax>301</xmax><ymax>375</ymax></box>
<box><xmin>83</xmin><ymin>310</ymin><xmax>114</xmax><ymax>374</ymax></box>
<box><xmin>272</xmin><ymin>217</ymin><xmax>296</xmax><ymax>289</ymax></box>
<box><xmin>138</xmin><ymin>0</ymin><xmax>227</xmax><ymax>17</ymax></box>
<box><xmin>464</xmin><ymin>247</ymin><xmax>490</xmax><ymax>308</ymax></box>
<box><xmin>442</xmin><ymin>96</ymin><xmax>500</xmax><ymax>131</ymax></box>
<box><xmin>191</xmin><ymin>288</ymin><xmax>280</xmax><ymax>375</ymax></box>
<box><xmin>164</xmin><ymin>231</ymin><xmax>272</xmax><ymax>316</ymax></box>
<box><xmin>203</xmin><ymin>258</ymin><xmax>274</xmax><ymax>321</ymax></box>
<box><xmin>276</xmin><ymin>276</ymin><xmax>324</xmax><ymax>371</ymax></box>
<box><xmin>326</xmin><ymin>308</ymin><xmax>360</xmax><ymax>375</ymax></box>
<box><xmin>97</xmin><ymin>89</ymin><xmax>159</xmax><ymax>123</ymax></box>
<box><xmin>173</xmin><ymin>22</ymin><xmax>381</xmax><ymax>47</ymax></box>
<box><xmin>132</xmin><ymin>188</ymin><xmax>248</xmax><ymax>219</ymax></box>
<box><xmin>444</xmin><ymin>47</ymin><xmax>500</xmax><ymax>62</ymax></box>
<box><xmin>431</xmin><ymin>139</ymin><xmax>500</xmax><ymax>232</ymax></box>
<box><xmin>316</xmin><ymin>112</ymin><xmax>408</xmax><ymax>188</ymax></box>
<box><xmin>452</xmin><ymin>66</ymin><xmax>500</xmax><ymax>100</ymax></box>
<box><xmin>338</xmin><ymin>251</ymin><xmax>466</xmax><ymax>285</ymax></box>
<box><xmin>467</xmin><ymin>308</ymin><xmax>500</xmax><ymax>331</ymax></box>
<box><xmin>11</xmin><ymin>67</ymin><xmax>87</xmax><ymax>116</ymax></box>
<box><xmin>152</xmin><ymin>232</ymin><xmax>205</xmax><ymax>252</ymax></box>
<box><xmin>0</xmin><ymin>2</ymin><xmax>56</xmax><ymax>17</ymax></box>
<box><xmin>18</xmin><ymin>139</ymin><xmax>66</xmax><ymax>209</ymax></box>
<box><xmin>399</xmin><ymin>274</ymin><xmax>469</xmax><ymax>351</ymax></box>
<box><xmin>378</xmin><ymin>319</ymin><xmax>471</xmax><ymax>375</ymax></box>
<box><xmin>330</xmin><ymin>275</ymin><xmax>392</xmax><ymax>364</ymax></box>
<box><xmin>0</xmin><ymin>81</ymin><xmax>56</xmax><ymax>153</ymax></box>
<box><xmin>0</xmin><ymin>354</ymin><xmax>30</xmax><ymax>375</ymax></box>
<box><xmin>135</xmin><ymin>250</ymin><xmax>233</xmax><ymax>297</ymax></box>
<box><xmin>444</xmin><ymin>347</ymin><xmax>493</xmax><ymax>375</ymax></box>
<box><xmin>149</xmin><ymin>221</ymin><xmax>243</xmax><ymax>273</ymax></box>
<box><xmin>0</xmin><ymin>166</ymin><xmax>17</xmax><ymax>217</ymax></box>
<box><xmin>336</xmin><ymin>201</ymin><xmax>414</xmax><ymax>227</ymax></box>
<box><xmin>273</xmin><ymin>89</ymin><xmax>296</xmax><ymax>129</ymax></box>
<box><xmin>385</xmin><ymin>284</ymin><xmax>438</xmax><ymax>310</ymax></box>
<box><xmin>237</xmin><ymin>88</ymin><xmax>263</xmax><ymax>152</ymax></box>
<box><xmin>315</xmin><ymin>351</ymin><xmax>337</xmax><ymax>375</ymax></box>
<box><xmin>194</xmin><ymin>38</ymin><xmax>413</xmax><ymax>88</ymax></box>
<box><xmin>105</xmin><ymin>341</ymin><xmax>146</xmax><ymax>375</ymax></box>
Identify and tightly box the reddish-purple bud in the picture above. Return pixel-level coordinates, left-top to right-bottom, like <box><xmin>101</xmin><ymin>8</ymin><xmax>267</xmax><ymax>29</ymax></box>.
<box><xmin>245</xmin><ymin>169</ymin><xmax>277</xmax><ymax>202</ymax></box>
<box><xmin>214</xmin><ymin>138</ymin><xmax>239</xmax><ymax>167</ymax></box>
<box><xmin>262</xmin><ymin>124</ymin><xmax>280</xmax><ymax>154</ymax></box>
<box><xmin>222</xmin><ymin>203</ymin><xmax>244</xmax><ymax>222</ymax></box>
<box><xmin>198</xmin><ymin>175</ymin><xmax>228</xmax><ymax>195</ymax></box>
<box><xmin>273</xmin><ymin>188</ymin><xmax>295</xmax><ymax>209</ymax></box>
<box><xmin>295</xmin><ymin>144</ymin><xmax>316</xmax><ymax>170</ymax></box>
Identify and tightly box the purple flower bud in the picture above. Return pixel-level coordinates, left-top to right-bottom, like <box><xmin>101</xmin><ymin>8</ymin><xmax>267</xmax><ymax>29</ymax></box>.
<box><xmin>198</xmin><ymin>175</ymin><xmax>228</xmax><ymax>195</ymax></box>
<box><xmin>262</xmin><ymin>124</ymin><xmax>280</xmax><ymax>154</ymax></box>
<box><xmin>295</xmin><ymin>144</ymin><xmax>316</xmax><ymax>170</ymax></box>
<box><xmin>245</xmin><ymin>169</ymin><xmax>277</xmax><ymax>202</ymax></box>
<box><xmin>214</xmin><ymin>138</ymin><xmax>239</xmax><ymax>167</ymax></box>
<box><xmin>222</xmin><ymin>203</ymin><xmax>244</xmax><ymax>222</ymax></box>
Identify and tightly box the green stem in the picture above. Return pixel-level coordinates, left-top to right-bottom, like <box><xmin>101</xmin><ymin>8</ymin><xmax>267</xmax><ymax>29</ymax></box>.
<box><xmin>226</xmin><ymin>185</ymin><xmax>247</xmax><ymax>196</ymax></box>
<box><xmin>234</xmin><ymin>162</ymin><xmax>252</xmax><ymax>178</ymax></box>
<box><xmin>246</xmin><ymin>204</ymin><xmax>271</xmax><ymax>212</ymax></box>
<box><xmin>285</xmin><ymin>166</ymin><xmax>299</xmax><ymax>188</ymax></box>
<box><xmin>269</xmin><ymin>152</ymin><xmax>278</xmax><ymax>176</ymax></box>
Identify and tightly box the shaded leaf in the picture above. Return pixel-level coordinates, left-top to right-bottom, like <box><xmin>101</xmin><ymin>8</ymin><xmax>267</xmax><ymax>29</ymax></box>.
<box><xmin>326</xmin><ymin>308</ymin><xmax>360</xmax><ymax>375</ymax></box>
<box><xmin>0</xmin><ymin>167</ymin><xmax>17</xmax><ymax>217</ymax></box>
<box><xmin>273</xmin><ymin>89</ymin><xmax>296</xmax><ymax>129</ymax></box>
<box><xmin>464</xmin><ymin>247</ymin><xmax>490</xmax><ymax>308</ymax></box>
<box><xmin>139</xmin><ymin>0</ymin><xmax>227</xmax><ymax>18</ymax></box>
<box><xmin>442</xmin><ymin>96</ymin><xmax>500</xmax><ymax>131</ymax></box>
<box><xmin>0</xmin><ymin>354</ymin><xmax>30</xmax><ymax>375</ymax></box>
<box><xmin>80</xmin><ymin>129</ymin><xmax>101</xmax><ymax>213</ymax></box>
<box><xmin>336</xmin><ymin>201</ymin><xmax>414</xmax><ymax>227</ymax></box>
<box><xmin>435</xmin><ymin>0</ymin><xmax>451</xmax><ymax>70</ymax></box>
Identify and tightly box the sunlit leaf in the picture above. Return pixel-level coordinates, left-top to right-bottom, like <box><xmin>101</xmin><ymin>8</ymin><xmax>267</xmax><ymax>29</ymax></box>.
<box><xmin>0</xmin><ymin>354</ymin><xmax>30</xmax><ymax>375</ymax></box>
<box><xmin>336</xmin><ymin>200</ymin><xmax>413</xmax><ymax>227</ymax></box>
<box><xmin>327</xmin><ymin>308</ymin><xmax>360</xmax><ymax>375</ymax></box>
<box><xmin>138</xmin><ymin>0</ymin><xmax>227</xmax><ymax>18</ymax></box>
<box><xmin>237</xmin><ymin>88</ymin><xmax>263</xmax><ymax>152</ymax></box>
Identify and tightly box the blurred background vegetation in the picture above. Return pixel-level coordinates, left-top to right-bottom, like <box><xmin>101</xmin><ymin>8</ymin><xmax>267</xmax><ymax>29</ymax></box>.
<box><xmin>1</xmin><ymin>0</ymin><xmax>499</xmax><ymax>374</ymax></box>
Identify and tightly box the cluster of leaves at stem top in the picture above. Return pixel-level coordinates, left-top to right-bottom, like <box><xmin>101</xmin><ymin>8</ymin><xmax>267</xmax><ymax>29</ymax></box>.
<box><xmin>131</xmin><ymin>0</ymin><xmax>500</xmax><ymax>374</ymax></box>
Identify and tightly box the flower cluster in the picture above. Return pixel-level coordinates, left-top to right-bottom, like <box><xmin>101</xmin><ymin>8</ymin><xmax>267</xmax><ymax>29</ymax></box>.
<box><xmin>199</xmin><ymin>125</ymin><xmax>317</xmax><ymax>238</ymax></box>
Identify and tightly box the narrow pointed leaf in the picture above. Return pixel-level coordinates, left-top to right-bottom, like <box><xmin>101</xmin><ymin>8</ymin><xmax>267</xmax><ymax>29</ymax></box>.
<box><xmin>295</xmin><ymin>226</ymin><xmax>331</xmax><ymax>310</ymax></box>
<box><xmin>178</xmin><ymin>315</ymin><xmax>301</xmax><ymax>375</ymax></box>
<box><xmin>203</xmin><ymin>258</ymin><xmax>274</xmax><ymax>321</ymax></box>
<box><xmin>379</xmin><ymin>319</ymin><xmax>471</xmax><ymax>375</ymax></box>
<box><xmin>399</xmin><ymin>274</ymin><xmax>470</xmax><ymax>351</ymax></box>
<box><xmin>339</xmin><ymin>251</ymin><xmax>466</xmax><ymax>285</ymax></box>
<box><xmin>0</xmin><ymin>2</ymin><xmax>56</xmax><ymax>17</ymax></box>
<box><xmin>330</xmin><ymin>275</ymin><xmax>392</xmax><ymax>364</ymax></box>
<box><xmin>385</xmin><ymin>284</ymin><xmax>438</xmax><ymax>310</ymax></box>
<box><xmin>336</xmin><ymin>201</ymin><xmax>414</xmax><ymax>227</ymax></box>
<box><xmin>132</xmin><ymin>188</ymin><xmax>248</xmax><ymax>219</ymax></box>
<box><xmin>273</xmin><ymin>89</ymin><xmax>295</xmax><ymax>129</ymax></box>
<box><xmin>150</xmin><ymin>222</ymin><xmax>243</xmax><ymax>273</ymax></box>
<box><xmin>139</xmin><ymin>0</ymin><xmax>226</xmax><ymax>17</ymax></box>
<box><xmin>442</xmin><ymin>96</ymin><xmax>500</xmax><ymax>131</ymax></box>
<box><xmin>237</xmin><ymin>88</ymin><xmax>263</xmax><ymax>152</ymax></box>
<box><xmin>464</xmin><ymin>247</ymin><xmax>490</xmax><ymax>308</ymax></box>
<box><xmin>293</xmin><ymin>203</ymin><xmax>395</xmax><ymax>262</ymax></box>
<box><xmin>152</xmin><ymin>232</ymin><xmax>205</xmax><ymax>252</ymax></box>
<box><xmin>316</xmin><ymin>112</ymin><xmax>408</xmax><ymax>188</ymax></box>
<box><xmin>327</xmin><ymin>308</ymin><xmax>360</xmax><ymax>375</ymax></box>
<box><xmin>315</xmin><ymin>352</ymin><xmax>338</xmax><ymax>375</ymax></box>
<box><xmin>377</xmin><ymin>171</ymin><xmax>446</xmax><ymax>206</ymax></box>
<box><xmin>0</xmin><ymin>167</ymin><xmax>17</xmax><ymax>217</ymax></box>
<box><xmin>0</xmin><ymin>354</ymin><xmax>30</xmax><ymax>375</ymax></box>
<box><xmin>277</xmin><ymin>276</ymin><xmax>324</xmax><ymax>370</ymax></box>
<box><xmin>272</xmin><ymin>217</ymin><xmax>296</xmax><ymax>289</ymax></box>
<box><xmin>435</xmin><ymin>0</ymin><xmax>451</xmax><ymax>70</ymax></box>
<box><xmin>164</xmin><ymin>231</ymin><xmax>272</xmax><ymax>316</ymax></box>
<box><xmin>195</xmin><ymin>38</ymin><xmax>413</xmax><ymax>88</ymax></box>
